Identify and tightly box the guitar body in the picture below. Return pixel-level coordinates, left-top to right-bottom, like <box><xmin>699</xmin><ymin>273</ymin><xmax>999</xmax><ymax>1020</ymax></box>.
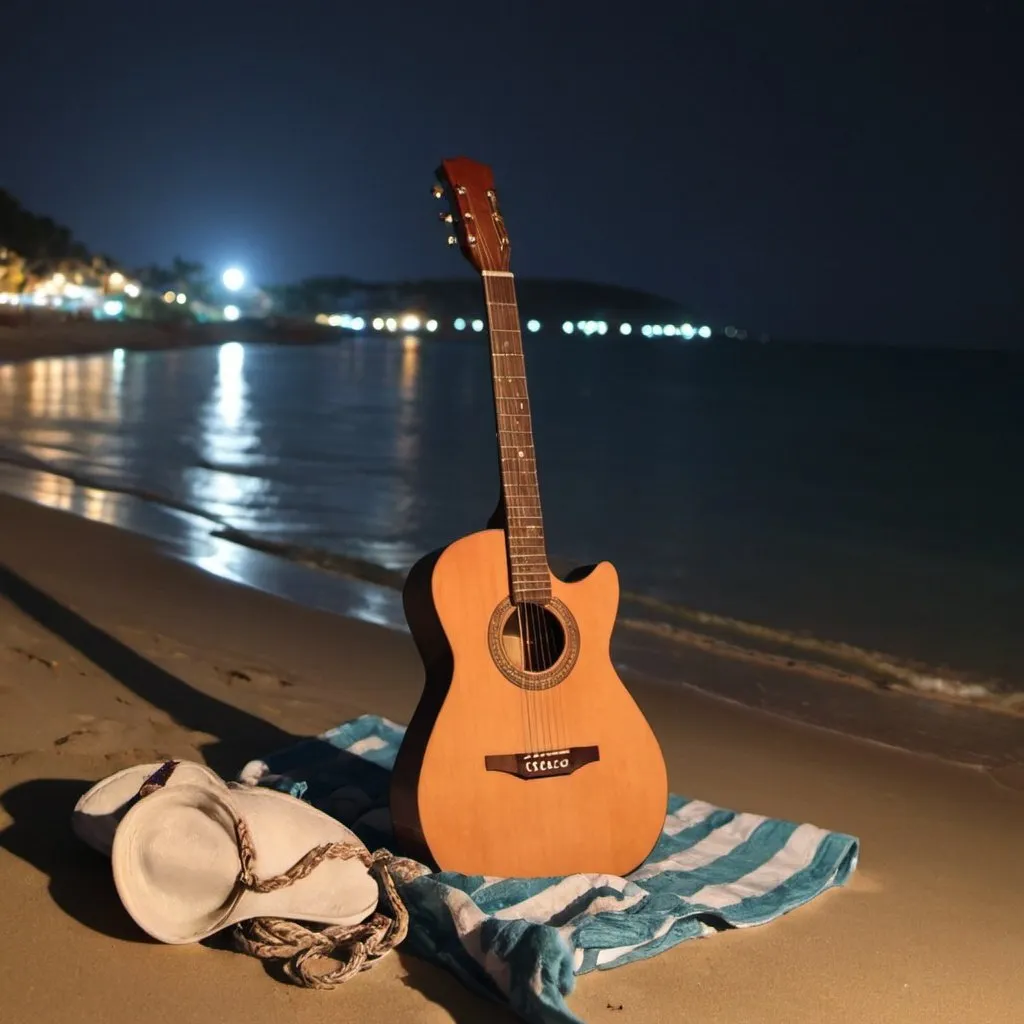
<box><xmin>391</xmin><ymin>528</ymin><xmax>668</xmax><ymax>878</ymax></box>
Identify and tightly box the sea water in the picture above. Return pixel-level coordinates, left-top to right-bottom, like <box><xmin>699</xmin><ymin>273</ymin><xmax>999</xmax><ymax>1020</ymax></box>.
<box><xmin>0</xmin><ymin>335</ymin><xmax>1020</xmax><ymax>712</ymax></box>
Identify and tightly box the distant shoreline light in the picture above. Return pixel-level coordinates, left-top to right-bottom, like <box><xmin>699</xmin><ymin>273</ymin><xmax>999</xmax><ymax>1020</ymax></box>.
<box><xmin>0</xmin><ymin>293</ymin><xmax>736</xmax><ymax>341</ymax></box>
<box><xmin>307</xmin><ymin>312</ymin><xmax>733</xmax><ymax>340</ymax></box>
<box><xmin>222</xmin><ymin>267</ymin><xmax>245</xmax><ymax>291</ymax></box>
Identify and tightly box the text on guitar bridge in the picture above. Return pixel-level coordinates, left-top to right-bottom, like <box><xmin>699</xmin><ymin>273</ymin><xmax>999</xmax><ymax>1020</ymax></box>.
<box><xmin>484</xmin><ymin>746</ymin><xmax>600</xmax><ymax>780</ymax></box>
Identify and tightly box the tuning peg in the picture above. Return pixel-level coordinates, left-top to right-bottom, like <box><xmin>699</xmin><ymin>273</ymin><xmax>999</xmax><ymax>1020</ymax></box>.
<box><xmin>431</xmin><ymin>184</ymin><xmax>444</xmax><ymax>199</ymax></box>
<box><xmin>447</xmin><ymin>235</ymin><xmax>457</xmax><ymax>246</ymax></box>
<box><xmin>439</xmin><ymin>212</ymin><xmax>453</xmax><ymax>224</ymax></box>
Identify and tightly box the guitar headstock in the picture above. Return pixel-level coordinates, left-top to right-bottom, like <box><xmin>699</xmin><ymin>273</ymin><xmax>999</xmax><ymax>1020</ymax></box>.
<box><xmin>432</xmin><ymin>157</ymin><xmax>511</xmax><ymax>274</ymax></box>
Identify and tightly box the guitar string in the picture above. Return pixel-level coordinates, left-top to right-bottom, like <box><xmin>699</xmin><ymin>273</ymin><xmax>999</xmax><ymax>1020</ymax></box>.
<box><xmin>516</xmin><ymin>594</ymin><xmax>532</xmax><ymax>752</ymax></box>
<box><xmin>502</xmin><ymin>277</ymin><xmax>548</xmax><ymax>753</ymax></box>
<box><xmin>509</xmin><ymin>272</ymin><xmax>563</xmax><ymax>753</ymax></box>
<box><xmin>488</xmin><ymin>273</ymin><xmax>539</xmax><ymax>753</ymax></box>
<box><xmin>495</xmin><ymin>273</ymin><xmax>560</xmax><ymax>754</ymax></box>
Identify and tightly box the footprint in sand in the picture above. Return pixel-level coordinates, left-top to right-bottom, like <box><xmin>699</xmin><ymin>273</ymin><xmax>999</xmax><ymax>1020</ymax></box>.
<box><xmin>7</xmin><ymin>645</ymin><xmax>59</xmax><ymax>670</ymax></box>
<box><xmin>216</xmin><ymin>666</ymin><xmax>296</xmax><ymax>691</ymax></box>
<box><xmin>51</xmin><ymin>714</ymin><xmax>214</xmax><ymax>760</ymax></box>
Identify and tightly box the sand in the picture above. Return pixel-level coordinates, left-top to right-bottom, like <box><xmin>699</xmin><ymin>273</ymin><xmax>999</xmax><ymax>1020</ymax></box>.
<box><xmin>1</xmin><ymin>492</ymin><xmax>1022</xmax><ymax>1023</ymax></box>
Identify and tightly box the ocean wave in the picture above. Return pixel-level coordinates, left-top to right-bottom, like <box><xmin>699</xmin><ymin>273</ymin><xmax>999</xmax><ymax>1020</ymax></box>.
<box><xmin>1</xmin><ymin>448</ymin><xmax>1020</xmax><ymax>717</ymax></box>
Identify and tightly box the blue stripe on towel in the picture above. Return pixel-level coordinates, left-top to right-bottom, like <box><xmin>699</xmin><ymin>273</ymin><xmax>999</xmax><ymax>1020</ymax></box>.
<box><xmin>239</xmin><ymin>714</ymin><xmax>859</xmax><ymax>1024</ymax></box>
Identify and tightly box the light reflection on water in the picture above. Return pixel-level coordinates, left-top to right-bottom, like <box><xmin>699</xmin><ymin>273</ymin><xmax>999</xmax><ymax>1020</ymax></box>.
<box><xmin>15</xmin><ymin>467</ymin><xmax>120</xmax><ymax>524</ymax></box>
<box><xmin>0</xmin><ymin>339</ymin><xmax>430</xmax><ymax>569</ymax></box>
<box><xmin>0</xmin><ymin>460</ymin><xmax>407</xmax><ymax>633</ymax></box>
<box><xmin>190</xmin><ymin>341</ymin><xmax>271</xmax><ymax>519</ymax></box>
<box><xmin>0</xmin><ymin>353</ymin><xmax>125</xmax><ymax>426</ymax></box>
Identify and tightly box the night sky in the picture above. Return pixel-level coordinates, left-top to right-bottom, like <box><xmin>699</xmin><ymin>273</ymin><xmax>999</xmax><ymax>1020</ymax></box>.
<box><xmin>5</xmin><ymin>1</ymin><xmax>1021</xmax><ymax>348</ymax></box>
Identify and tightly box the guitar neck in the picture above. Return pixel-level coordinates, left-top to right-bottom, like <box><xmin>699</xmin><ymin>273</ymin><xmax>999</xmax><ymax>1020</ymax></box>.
<box><xmin>482</xmin><ymin>271</ymin><xmax>551</xmax><ymax>604</ymax></box>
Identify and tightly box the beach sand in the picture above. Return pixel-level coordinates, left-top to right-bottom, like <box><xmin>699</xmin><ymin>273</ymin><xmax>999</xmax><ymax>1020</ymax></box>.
<box><xmin>1</xmin><ymin>492</ymin><xmax>1022</xmax><ymax>1023</ymax></box>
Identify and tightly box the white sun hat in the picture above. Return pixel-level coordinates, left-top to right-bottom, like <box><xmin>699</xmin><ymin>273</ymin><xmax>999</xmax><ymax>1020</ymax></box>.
<box><xmin>111</xmin><ymin>781</ymin><xmax>380</xmax><ymax>944</ymax></box>
<box><xmin>72</xmin><ymin>760</ymin><xmax>231</xmax><ymax>857</ymax></box>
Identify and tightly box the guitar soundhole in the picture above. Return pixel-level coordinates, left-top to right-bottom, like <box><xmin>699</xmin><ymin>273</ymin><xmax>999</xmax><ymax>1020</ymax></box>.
<box><xmin>488</xmin><ymin>597</ymin><xmax>580</xmax><ymax>691</ymax></box>
<box><xmin>502</xmin><ymin>603</ymin><xmax>565</xmax><ymax>672</ymax></box>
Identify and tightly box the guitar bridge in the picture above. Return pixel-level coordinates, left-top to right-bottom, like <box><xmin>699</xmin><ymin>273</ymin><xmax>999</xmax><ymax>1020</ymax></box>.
<box><xmin>484</xmin><ymin>746</ymin><xmax>599</xmax><ymax>780</ymax></box>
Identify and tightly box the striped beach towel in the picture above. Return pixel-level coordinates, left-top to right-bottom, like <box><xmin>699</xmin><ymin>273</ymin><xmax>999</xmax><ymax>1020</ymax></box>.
<box><xmin>239</xmin><ymin>714</ymin><xmax>859</xmax><ymax>1024</ymax></box>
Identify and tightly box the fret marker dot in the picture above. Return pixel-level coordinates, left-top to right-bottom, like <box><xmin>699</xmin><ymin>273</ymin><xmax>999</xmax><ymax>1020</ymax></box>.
<box><xmin>518</xmin><ymin>450</ymin><xmax>524</xmax><ymax>457</ymax></box>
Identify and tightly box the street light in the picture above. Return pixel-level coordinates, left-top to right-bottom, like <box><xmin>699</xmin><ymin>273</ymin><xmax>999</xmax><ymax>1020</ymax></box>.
<box><xmin>222</xmin><ymin>267</ymin><xmax>245</xmax><ymax>291</ymax></box>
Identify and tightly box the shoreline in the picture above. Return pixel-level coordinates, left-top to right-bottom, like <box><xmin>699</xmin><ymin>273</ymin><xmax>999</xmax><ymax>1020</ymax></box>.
<box><xmin>0</xmin><ymin>317</ymin><xmax>339</xmax><ymax>365</ymax></box>
<box><xmin>0</xmin><ymin>492</ymin><xmax>1022</xmax><ymax>1023</ymax></box>
<box><xmin>0</xmin><ymin>464</ymin><xmax>1021</xmax><ymax>773</ymax></box>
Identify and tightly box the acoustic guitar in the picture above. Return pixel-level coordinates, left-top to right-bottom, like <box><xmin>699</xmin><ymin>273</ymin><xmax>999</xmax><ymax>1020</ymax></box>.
<box><xmin>390</xmin><ymin>157</ymin><xmax>668</xmax><ymax>878</ymax></box>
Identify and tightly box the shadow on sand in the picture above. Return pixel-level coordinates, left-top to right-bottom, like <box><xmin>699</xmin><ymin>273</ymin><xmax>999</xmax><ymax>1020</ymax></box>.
<box><xmin>0</xmin><ymin>564</ymin><xmax>340</xmax><ymax>941</ymax></box>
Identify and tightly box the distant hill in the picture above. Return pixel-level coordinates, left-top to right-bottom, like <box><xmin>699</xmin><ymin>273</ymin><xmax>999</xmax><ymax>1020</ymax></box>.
<box><xmin>268</xmin><ymin>275</ymin><xmax>695</xmax><ymax>323</ymax></box>
<box><xmin>393</xmin><ymin>277</ymin><xmax>693</xmax><ymax>321</ymax></box>
<box><xmin>0</xmin><ymin>188</ymin><xmax>97</xmax><ymax>265</ymax></box>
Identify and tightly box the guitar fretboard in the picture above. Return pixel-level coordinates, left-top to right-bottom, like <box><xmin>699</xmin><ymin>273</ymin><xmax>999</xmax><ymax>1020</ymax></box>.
<box><xmin>482</xmin><ymin>271</ymin><xmax>551</xmax><ymax>604</ymax></box>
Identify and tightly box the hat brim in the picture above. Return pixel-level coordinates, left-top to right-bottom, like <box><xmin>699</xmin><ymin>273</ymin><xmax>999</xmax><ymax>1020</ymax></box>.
<box><xmin>73</xmin><ymin>761</ymin><xmax>230</xmax><ymax>856</ymax></box>
<box><xmin>112</xmin><ymin>783</ymin><xmax>379</xmax><ymax>944</ymax></box>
